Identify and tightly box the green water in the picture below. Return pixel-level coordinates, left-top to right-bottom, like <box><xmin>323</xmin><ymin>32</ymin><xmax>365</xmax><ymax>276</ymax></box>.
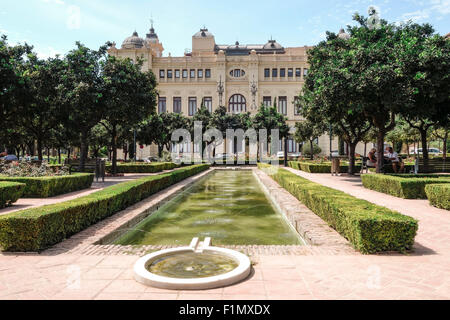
<box><xmin>113</xmin><ymin>170</ymin><xmax>302</xmax><ymax>246</ymax></box>
<box><xmin>147</xmin><ymin>252</ymin><xmax>238</xmax><ymax>279</ymax></box>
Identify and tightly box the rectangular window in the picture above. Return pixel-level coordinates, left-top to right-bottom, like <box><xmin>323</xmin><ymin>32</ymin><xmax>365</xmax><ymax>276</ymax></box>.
<box><xmin>295</xmin><ymin>68</ymin><xmax>301</xmax><ymax>77</ymax></box>
<box><xmin>280</xmin><ymin>68</ymin><xmax>286</xmax><ymax>77</ymax></box>
<box><xmin>288</xmin><ymin>138</ymin><xmax>297</xmax><ymax>153</ymax></box>
<box><xmin>159</xmin><ymin>70</ymin><xmax>165</xmax><ymax>79</ymax></box>
<box><xmin>175</xmin><ymin>69</ymin><xmax>180</xmax><ymax>78</ymax></box>
<box><xmin>272</xmin><ymin>68</ymin><xmax>278</xmax><ymax>78</ymax></box>
<box><xmin>294</xmin><ymin>96</ymin><xmax>301</xmax><ymax>115</ymax></box>
<box><xmin>188</xmin><ymin>97</ymin><xmax>197</xmax><ymax>116</ymax></box>
<box><xmin>182</xmin><ymin>69</ymin><xmax>188</xmax><ymax>78</ymax></box>
<box><xmin>158</xmin><ymin>97</ymin><xmax>166</xmax><ymax>113</ymax></box>
<box><xmin>198</xmin><ymin>69</ymin><xmax>203</xmax><ymax>78</ymax></box>
<box><xmin>205</xmin><ymin>69</ymin><xmax>211</xmax><ymax>78</ymax></box>
<box><xmin>203</xmin><ymin>97</ymin><xmax>213</xmax><ymax>113</ymax></box>
<box><xmin>173</xmin><ymin>97</ymin><xmax>182</xmax><ymax>114</ymax></box>
<box><xmin>279</xmin><ymin>97</ymin><xmax>287</xmax><ymax>115</ymax></box>
<box><xmin>303</xmin><ymin>68</ymin><xmax>309</xmax><ymax>77</ymax></box>
<box><xmin>167</xmin><ymin>70</ymin><xmax>173</xmax><ymax>79</ymax></box>
<box><xmin>263</xmin><ymin>96</ymin><xmax>272</xmax><ymax>107</ymax></box>
<box><xmin>264</xmin><ymin>68</ymin><xmax>270</xmax><ymax>78</ymax></box>
<box><xmin>288</xmin><ymin>68</ymin><xmax>293</xmax><ymax>77</ymax></box>
<box><xmin>190</xmin><ymin>69</ymin><xmax>196</xmax><ymax>78</ymax></box>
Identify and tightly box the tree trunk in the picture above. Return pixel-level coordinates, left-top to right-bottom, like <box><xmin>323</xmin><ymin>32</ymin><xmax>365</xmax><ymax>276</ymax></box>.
<box><xmin>348</xmin><ymin>142</ymin><xmax>357</xmax><ymax>175</ymax></box>
<box><xmin>79</xmin><ymin>131</ymin><xmax>88</xmax><ymax>172</ymax></box>
<box><xmin>158</xmin><ymin>145</ymin><xmax>163</xmax><ymax>158</ymax></box>
<box><xmin>37</xmin><ymin>139</ymin><xmax>43</xmax><ymax>161</ymax></box>
<box><xmin>47</xmin><ymin>147</ymin><xmax>50</xmax><ymax>162</ymax></box>
<box><xmin>58</xmin><ymin>148</ymin><xmax>61</xmax><ymax>164</ymax></box>
<box><xmin>443</xmin><ymin>135</ymin><xmax>447</xmax><ymax>161</ymax></box>
<box><xmin>310</xmin><ymin>140</ymin><xmax>314</xmax><ymax>160</ymax></box>
<box><xmin>420</xmin><ymin>129</ymin><xmax>429</xmax><ymax>165</ymax></box>
<box><xmin>111</xmin><ymin>126</ymin><xmax>118</xmax><ymax>175</ymax></box>
<box><xmin>376</xmin><ymin>131</ymin><xmax>385</xmax><ymax>174</ymax></box>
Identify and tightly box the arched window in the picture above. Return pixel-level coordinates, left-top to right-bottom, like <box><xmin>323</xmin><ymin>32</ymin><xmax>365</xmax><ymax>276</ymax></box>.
<box><xmin>228</xmin><ymin>94</ymin><xmax>247</xmax><ymax>113</ymax></box>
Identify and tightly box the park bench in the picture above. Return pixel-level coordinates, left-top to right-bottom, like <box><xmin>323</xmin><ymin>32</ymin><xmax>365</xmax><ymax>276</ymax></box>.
<box><xmin>414</xmin><ymin>158</ymin><xmax>450</xmax><ymax>174</ymax></box>
<box><xmin>65</xmin><ymin>158</ymin><xmax>106</xmax><ymax>182</ymax></box>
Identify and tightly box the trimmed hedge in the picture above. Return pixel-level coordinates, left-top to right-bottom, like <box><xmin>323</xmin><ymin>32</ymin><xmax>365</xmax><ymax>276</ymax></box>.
<box><xmin>0</xmin><ymin>182</ymin><xmax>26</xmax><ymax>208</ymax></box>
<box><xmin>0</xmin><ymin>164</ymin><xmax>210</xmax><ymax>252</ymax></box>
<box><xmin>425</xmin><ymin>184</ymin><xmax>450</xmax><ymax>210</ymax></box>
<box><xmin>259</xmin><ymin>164</ymin><xmax>418</xmax><ymax>254</ymax></box>
<box><xmin>361</xmin><ymin>174</ymin><xmax>450</xmax><ymax>199</ymax></box>
<box><xmin>288</xmin><ymin>161</ymin><xmax>362</xmax><ymax>174</ymax></box>
<box><xmin>105</xmin><ymin>162</ymin><xmax>178</xmax><ymax>174</ymax></box>
<box><xmin>0</xmin><ymin>173</ymin><xmax>94</xmax><ymax>198</ymax></box>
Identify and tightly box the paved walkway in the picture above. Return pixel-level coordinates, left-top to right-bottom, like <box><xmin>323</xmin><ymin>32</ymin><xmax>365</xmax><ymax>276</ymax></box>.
<box><xmin>0</xmin><ymin>172</ymin><xmax>169</xmax><ymax>216</ymax></box>
<box><xmin>0</xmin><ymin>168</ymin><xmax>449</xmax><ymax>300</ymax></box>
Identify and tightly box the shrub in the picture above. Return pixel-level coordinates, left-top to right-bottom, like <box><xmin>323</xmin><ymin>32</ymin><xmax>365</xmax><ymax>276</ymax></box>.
<box><xmin>259</xmin><ymin>164</ymin><xmax>418</xmax><ymax>254</ymax></box>
<box><xmin>302</xmin><ymin>143</ymin><xmax>322</xmax><ymax>157</ymax></box>
<box><xmin>425</xmin><ymin>184</ymin><xmax>450</xmax><ymax>210</ymax></box>
<box><xmin>0</xmin><ymin>161</ymin><xmax>70</xmax><ymax>177</ymax></box>
<box><xmin>0</xmin><ymin>173</ymin><xmax>94</xmax><ymax>198</ymax></box>
<box><xmin>288</xmin><ymin>161</ymin><xmax>361</xmax><ymax>174</ymax></box>
<box><xmin>0</xmin><ymin>164</ymin><xmax>210</xmax><ymax>252</ymax></box>
<box><xmin>0</xmin><ymin>182</ymin><xmax>25</xmax><ymax>208</ymax></box>
<box><xmin>105</xmin><ymin>162</ymin><xmax>178</xmax><ymax>174</ymax></box>
<box><xmin>361</xmin><ymin>174</ymin><xmax>450</xmax><ymax>199</ymax></box>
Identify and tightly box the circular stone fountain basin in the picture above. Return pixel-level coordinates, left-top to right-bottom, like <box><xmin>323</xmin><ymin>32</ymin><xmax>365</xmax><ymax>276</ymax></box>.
<box><xmin>134</xmin><ymin>239</ymin><xmax>251</xmax><ymax>290</ymax></box>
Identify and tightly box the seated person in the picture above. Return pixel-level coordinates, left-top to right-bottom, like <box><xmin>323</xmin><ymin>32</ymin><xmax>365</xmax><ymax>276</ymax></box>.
<box><xmin>367</xmin><ymin>148</ymin><xmax>377</xmax><ymax>168</ymax></box>
<box><xmin>386</xmin><ymin>147</ymin><xmax>404</xmax><ymax>173</ymax></box>
<box><xmin>3</xmin><ymin>152</ymin><xmax>18</xmax><ymax>161</ymax></box>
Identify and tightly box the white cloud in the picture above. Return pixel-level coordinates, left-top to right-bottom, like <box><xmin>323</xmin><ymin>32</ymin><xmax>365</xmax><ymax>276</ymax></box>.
<box><xmin>35</xmin><ymin>46</ymin><xmax>63</xmax><ymax>59</ymax></box>
<box><xmin>399</xmin><ymin>0</ymin><xmax>450</xmax><ymax>23</ymax></box>
<box><xmin>41</xmin><ymin>0</ymin><xmax>65</xmax><ymax>5</ymax></box>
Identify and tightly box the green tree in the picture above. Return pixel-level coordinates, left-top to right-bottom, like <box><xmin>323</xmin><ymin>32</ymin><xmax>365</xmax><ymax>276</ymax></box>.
<box><xmin>0</xmin><ymin>35</ymin><xmax>33</xmax><ymax>152</ymax></box>
<box><xmin>100</xmin><ymin>56</ymin><xmax>157</xmax><ymax>174</ymax></box>
<box><xmin>299</xmin><ymin>28</ymin><xmax>372</xmax><ymax>173</ymax></box>
<box><xmin>294</xmin><ymin>120</ymin><xmax>326</xmax><ymax>160</ymax></box>
<box><xmin>59</xmin><ymin>42</ymin><xmax>110</xmax><ymax>171</ymax></box>
<box><xmin>398</xmin><ymin>27</ymin><xmax>450</xmax><ymax>163</ymax></box>
<box><xmin>19</xmin><ymin>56</ymin><xmax>66</xmax><ymax>160</ymax></box>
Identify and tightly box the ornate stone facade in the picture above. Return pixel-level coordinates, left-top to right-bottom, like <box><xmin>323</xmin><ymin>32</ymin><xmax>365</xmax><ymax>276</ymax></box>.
<box><xmin>109</xmin><ymin>26</ymin><xmax>363</xmax><ymax>159</ymax></box>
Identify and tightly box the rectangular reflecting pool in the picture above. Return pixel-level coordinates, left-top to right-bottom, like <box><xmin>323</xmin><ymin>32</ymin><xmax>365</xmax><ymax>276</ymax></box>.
<box><xmin>112</xmin><ymin>170</ymin><xmax>303</xmax><ymax>246</ymax></box>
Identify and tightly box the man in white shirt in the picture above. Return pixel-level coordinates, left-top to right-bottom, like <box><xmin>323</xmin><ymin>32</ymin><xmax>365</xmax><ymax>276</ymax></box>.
<box><xmin>386</xmin><ymin>147</ymin><xmax>404</xmax><ymax>173</ymax></box>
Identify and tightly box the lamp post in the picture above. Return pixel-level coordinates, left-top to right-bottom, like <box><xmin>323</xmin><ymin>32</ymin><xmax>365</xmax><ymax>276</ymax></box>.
<box><xmin>250</xmin><ymin>75</ymin><xmax>258</xmax><ymax>110</ymax></box>
<box><xmin>217</xmin><ymin>76</ymin><xmax>224</xmax><ymax>106</ymax></box>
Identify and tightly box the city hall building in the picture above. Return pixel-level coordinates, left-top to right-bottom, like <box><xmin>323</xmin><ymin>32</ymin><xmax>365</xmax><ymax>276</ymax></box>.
<box><xmin>109</xmin><ymin>25</ymin><xmax>356</xmax><ymax>159</ymax></box>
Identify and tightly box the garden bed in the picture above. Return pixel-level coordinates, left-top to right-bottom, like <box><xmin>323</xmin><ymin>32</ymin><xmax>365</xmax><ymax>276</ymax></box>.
<box><xmin>288</xmin><ymin>161</ymin><xmax>362</xmax><ymax>174</ymax></box>
<box><xmin>425</xmin><ymin>184</ymin><xmax>450</xmax><ymax>210</ymax></box>
<box><xmin>0</xmin><ymin>182</ymin><xmax>25</xmax><ymax>208</ymax></box>
<box><xmin>361</xmin><ymin>174</ymin><xmax>450</xmax><ymax>199</ymax></box>
<box><xmin>0</xmin><ymin>164</ymin><xmax>210</xmax><ymax>252</ymax></box>
<box><xmin>259</xmin><ymin>164</ymin><xmax>418</xmax><ymax>254</ymax></box>
<box><xmin>105</xmin><ymin>162</ymin><xmax>178</xmax><ymax>174</ymax></box>
<box><xmin>0</xmin><ymin>173</ymin><xmax>94</xmax><ymax>198</ymax></box>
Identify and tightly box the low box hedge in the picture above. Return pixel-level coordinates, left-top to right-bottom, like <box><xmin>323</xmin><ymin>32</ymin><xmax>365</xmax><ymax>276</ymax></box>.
<box><xmin>0</xmin><ymin>182</ymin><xmax>26</xmax><ymax>208</ymax></box>
<box><xmin>0</xmin><ymin>173</ymin><xmax>94</xmax><ymax>198</ymax></box>
<box><xmin>425</xmin><ymin>184</ymin><xmax>450</xmax><ymax>210</ymax></box>
<box><xmin>105</xmin><ymin>162</ymin><xmax>178</xmax><ymax>174</ymax></box>
<box><xmin>0</xmin><ymin>164</ymin><xmax>209</xmax><ymax>252</ymax></box>
<box><xmin>259</xmin><ymin>164</ymin><xmax>418</xmax><ymax>254</ymax></box>
<box><xmin>361</xmin><ymin>174</ymin><xmax>450</xmax><ymax>199</ymax></box>
<box><xmin>288</xmin><ymin>161</ymin><xmax>362</xmax><ymax>174</ymax></box>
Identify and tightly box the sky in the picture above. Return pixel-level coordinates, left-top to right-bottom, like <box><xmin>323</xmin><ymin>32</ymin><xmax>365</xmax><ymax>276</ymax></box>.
<box><xmin>1</xmin><ymin>0</ymin><xmax>449</xmax><ymax>59</ymax></box>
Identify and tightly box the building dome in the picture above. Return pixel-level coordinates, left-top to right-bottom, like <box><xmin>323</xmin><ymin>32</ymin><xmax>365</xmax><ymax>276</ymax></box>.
<box><xmin>145</xmin><ymin>26</ymin><xmax>159</xmax><ymax>46</ymax></box>
<box><xmin>338</xmin><ymin>29</ymin><xmax>350</xmax><ymax>40</ymax></box>
<box><xmin>122</xmin><ymin>31</ymin><xmax>144</xmax><ymax>49</ymax></box>
<box><xmin>193</xmin><ymin>28</ymin><xmax>214</xmax><ymax>38</ymax></box>
<box><xmin>263</xmin><ymin>39</ymin><xmax>283</xmax><ymax>50</ymax></box>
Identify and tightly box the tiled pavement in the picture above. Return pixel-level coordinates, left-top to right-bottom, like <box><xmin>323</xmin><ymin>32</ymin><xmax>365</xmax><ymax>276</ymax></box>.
<box><xmin>0</xmin><ymin>168</ymin><xmax>449</xmax><ymax>300</ymax></box>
